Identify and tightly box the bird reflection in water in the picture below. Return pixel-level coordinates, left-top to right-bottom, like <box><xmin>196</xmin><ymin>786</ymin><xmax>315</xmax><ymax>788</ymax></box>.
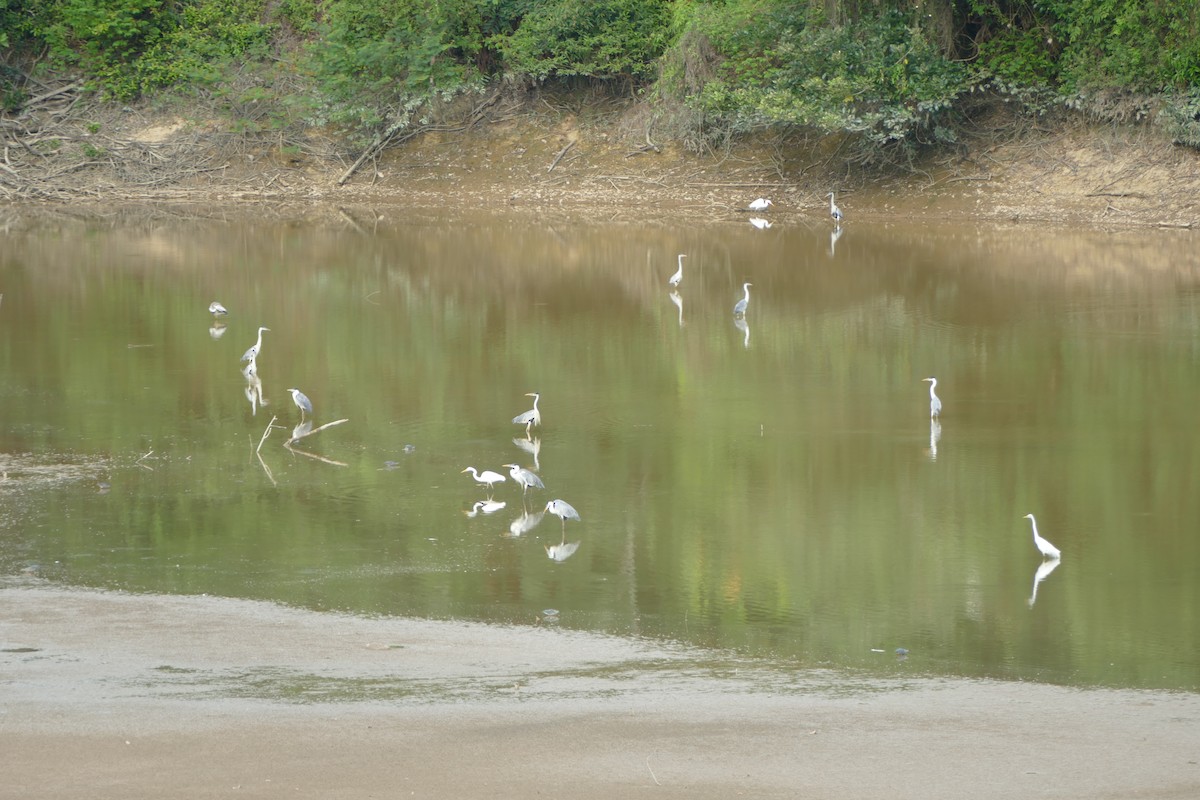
<box><xmin>465</xmin><ymin>499</ymin><xmax>507</xmax><ymax>518</ymax></box>
<box><xmin>511</xmin><ymin>435</ymin><xmax>541</xmax><ymax>471</ymax></box>
<box><xmin>734</xmin><ymin>315</ymin><xmax>750</xmax><ymax>349</ymax></box>
<box><xmin>242</xmin><ymin>358</ymin><xmax>266</xmax><ymax>415</ymax></box>
<box><xmin>209</xmin><ymin>322</ymin><xmax>227</xmax><ymax>340</ymax></box>
<box><xmin>749</xmin><ymin>217</ymin><xmax>771</xmax><ymax>230</ymax></box>
<box><xmin>545</xmin><ymin>538</ymin><xmax>580</xmax><ymax>562</ymax></box>
<box><xmin>669</xmin><ymin>289</ymin><xmax>684</xmax><ymax>327</ymax></box>
<box><xmin>927</xmin><ymin>418</ymin><xmax>942</xmax><ymax>461</ymax></box>
<box><xmin>1028</xmin><ymin>556</ymin><xmax>1061</xmax><ymax>608</ymax></box>
<box><xmin>828</xmin><ymin>224</ymin><xmax>843</xmax><ymax>257</ymax></box>
<box><xmin>507</xmin><ymin>510</ymin><xmax>544</xmax><ymax>538</ymax></box>
<box><xmin>291</xmin><ymin>420</ymin><xmax>313</xmax><ymax>441</ymax></box>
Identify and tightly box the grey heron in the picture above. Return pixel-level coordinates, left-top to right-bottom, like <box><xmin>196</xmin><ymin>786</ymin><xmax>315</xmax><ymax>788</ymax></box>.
<box><xmin>733</xmin><ymin>282</ymin><xmax>752</xmax><ymax>317</ymax></box>
<box><xmin>545</xmin><ymin>498</ymin><xmax>580</xmax><ymax>532</ymax></box>
<box><xmin>209</xmin><ymin>301</ymin><xmax>228</xmax><ymax>317</ymax></box>
<box><xmin>748</xmin><ymin>198</ymin><xmax>772</xmax><ymax>211</ymax></box>
<box><xmin>512</xmin><ymin>392</ymin><xmax>541</xmax><ymax>433</ymax></box>
<box><xmin>241</xmin><ymin>326</ymin><xmax>270</xmax><ymax>363</ymax></box>
<box><xmin>923</xmin><ymin>377</ymin><xmax>942</xmax><ymax>419</ymax></box>
<box><xmin>287</xmin><ymin>388</ymin><xmax>312</xmax><ymax>422</ymax></box>
<box><xmin>668</xmin><ymin>253</ymin><xmax>686</xmax><ymax>287</ymax></box>
<box><xmin>462</xmin><ymin>467</ymin><xmax>506</xmax><ymax>495</ymax></box>
<box><xmin>826</xmin><ymin>192</ymin><xmax>843</xmax><ymax>223</ymax></box>
<box><xmin>1023</xmin><ymin>514</ymin><xmax>1061</xmax><ymax>560</ymax></box>
<box><xmin>504</xmin><ymin>463</ymin><xmax>545</xmax><ymax>496</ymax></box>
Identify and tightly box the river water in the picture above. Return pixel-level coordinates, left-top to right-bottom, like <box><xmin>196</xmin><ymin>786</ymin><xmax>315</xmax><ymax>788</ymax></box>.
<box><xmin>2</xmin><ymin>208</ymin><xmax>1197</xmax><ymax>691</ymax></box>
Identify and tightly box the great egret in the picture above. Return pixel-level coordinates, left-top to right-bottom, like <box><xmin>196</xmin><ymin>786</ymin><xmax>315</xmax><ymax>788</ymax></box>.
<box><xmin>748</xmin><ymin>198</ymin><xmax>772</xmax><ymax>212</ymax></box>
<box><xmin>733</xmin><ymin>282</ymin><xmax>753</xmax><ymax>317</ymax></box>
<box><xmin>923</xmin><ymin>377</ymin><xmax>942</xmax><ymax>419</ymax></box>
<box><xmin>241</xmin><ymin>326</ymin><xmax>270</xmax><ymax>363</ymax></box>
<box><xmin>512</xmin><ymin>392</ymin><xmax>541</xmax><ymax>433</ymax></box>
<box><xmin>209</xmin><ymin>301</ymin><xmax>228</xmax><ymax>317</ymax></box>
<box><xmin>286</xmin><ymin>387</ymin><xmax>312</xmax><ymax>422</ymax></box>
<box><xmin>1023</xmin><ymin>513</ymin><xmax>1062</xmax><ymax>560</ymax></box>
<box><xmin>504</xmin><ymin>463</ymin><xmax>545</xmax><ymax>496</ymax></box>
<box><xmin>545</xmin><ymin>498</ymin><xmax>581</xmax><ymax>532</ymax></box>
<box><xmin>826</xmin><ymin>192</ymin><xmax>843</xmax><ymax>223</ymax></box>
<box><xmin>462</xmin><ymin>466</ymin><xmax>507</xmax><ymax>495</ymax></box>
<box><xmin>668</xmin><ymin>253</ymin><xmax>686</xmax><ymax>287</ymax></box>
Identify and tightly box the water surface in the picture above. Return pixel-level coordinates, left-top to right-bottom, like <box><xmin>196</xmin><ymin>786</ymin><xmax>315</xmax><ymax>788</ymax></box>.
<box><xmin>2</xmin><ymin>208</ymin><xmax>1198</xmax><ymax>691</ymax></box>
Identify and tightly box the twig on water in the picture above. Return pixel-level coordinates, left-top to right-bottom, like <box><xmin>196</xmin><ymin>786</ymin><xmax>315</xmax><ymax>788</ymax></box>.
<box><xmin>645</xmin><ymin>757</ymin><xmax>661</xmax><ymax>786</ymax></box>
<box><xmin>256</xmin><ymin>415</ymin><xmax>277</xmax><ymax>455</ymax></box>
<box><xmin>135</xmin><ymin>449</ymin><xmax>154</xmax><ymax>471</ymax></box>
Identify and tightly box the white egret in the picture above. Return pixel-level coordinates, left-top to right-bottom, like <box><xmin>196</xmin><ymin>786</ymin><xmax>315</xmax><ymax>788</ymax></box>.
<box><xmin>1023</xmin><ymin>513</ymin><xmax>1062</xmax><ymax>560</ymax></box>
<box><xmin>504</xmin><ymin>463</ymin><xmax>545</xmax><ymax>496</ymax></box>
<box><xmin>462</xmin><ymin>467</ymin><xmax>506</xmax><ymax>495</ymax></box>
<box><xmin>209</xmin><ymin>301</ymin><xmax>228</xmax><ymax>318</ymax></box>
<box><xmin>923</xmin><ymin>377</ymin><xmax>942</xmax><ymax>419</ymax></box>
<box><xmin>545</xmin><ymin>498</ymin><xmax>581</xmax><ymax>532</ymax></box>
<box><xmin>512</xmin><ymin>392</ymin><xmax>541</xmax><ymax>433</ymax></box>
<box><xmin>748</xmin><ymin>198</ymin><xmax>772</xmax><ymax>212</ymax></box>
<box><xmin>826</xmin><ymin>192</ymin><xmax>843</xmax><ymax>223</ymax></box>
<box><xmin>668</xmin><ymin>253</ymin><xmax>686</xmax><ymax>288</ymax></box>
<box><xmin>733</xmin><ymin>282</ymin><xmax>753</xmax><ymax>317</ymax></box>
<box><xmin>241</xmin><ymin>326</ymin><xmax>270</xmax><ymax>363</ymax></box>
<box><xmin>286</xmin><ymin>387</ymin><xmax>312</xmax><ymax>422</ymax></box>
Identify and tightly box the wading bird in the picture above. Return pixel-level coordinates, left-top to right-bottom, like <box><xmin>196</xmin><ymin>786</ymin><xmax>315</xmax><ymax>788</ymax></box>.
<box><xmin>827</xmin><ymin>192</ymin><xmax>843</xmax><ymax>223</ymax></box>
<box><xmin>1023</xmin><ymin>513</ymin><xmax>1062</xmax><ymax>560</ymax></box>
<box><xmin>512</xmin><ymin>392</ymin><xmax>541</xmax><ymax>433</ymax></box>
<box><xmin>504</xmin><ymin>463</ymin><xmax>545</xmax><ymax>496</ymax></box>
<box><xmin>733</xmin><ymin>282</ymin><xmax>753</xmax><ymax>317</ymax></box>
<box><xmin>668</xmin><ymin>253</ymin><xmax>686</xmax><ymax>288</ymax></box>
<box><xmin>923</xmin><ymin>377</ymin><xmax>942</xmax><ymax>419</ymax></box>
<box><xmin>287</xmin><ymin>388</ymin><xmax>312</xmax><ymax>422</ymax></box>
<box><xmin>209</xmin><ymin>301</ymin><xmax>228</xmax><ymax>318</ymax></box>
<box><xmin>462</xmin><ymin>466</ymin><xmax>506</xmax><ymax>496</ymax></box>
<box><xmin>465</xmin><ymin>499</ymin><xmax>506</xmax><ymax>517</ymax></box>
<box><xmin>545</xmin><ymin>498</ymin><xmax>581</xmax><ymax>532</ymax></box>
<box><xmin>748</xmin><ymin>198</ymin><xmax>772</xmax><ymax>212</ymax></box>
<box><xmin>241</xmin><ymin>326</ymin><xmax>270</xmax><ymax>363</ymax></box>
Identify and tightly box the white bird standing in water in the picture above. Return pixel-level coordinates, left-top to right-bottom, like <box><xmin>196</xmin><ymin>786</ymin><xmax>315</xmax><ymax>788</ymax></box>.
<box><xmin>826</xmin><ymin>192</ymin><xmax>844</xmax><ymax>223</ymax></box>
<box><xmin>512</xmin><ymin>392</ymin><xmax>541</xmax><ymax>433</ymax></box>
<box><xmin>733</xmin><ymin>282</ymin><xmax>753</xmax><ymax>317</ymax></box>
<box><xmin>462</xmin><ymin>467</ymin><xmax>507</xmax><ymax>495</ymax></box>
<box><xmin>923</xmin><ymin>377</ymin><xmax>942</xmax><ymax>419</ymax></box>
<box><xmin>748</xmin><ymin>198</ymin><xmax>772</xmax><ymax>212</ymax></box>
<box><xmin>209</xmin><ymin>301</ymin><xmax>228</xmax><ymax>318</ymax></box>
<box><xmin>241</xmin><ymin>326</ymin><xmax>270</xmax><ymax>363</ymax></box>
<box><xmin>1023</xmin><ymin>513</ymin><xmax>1062</xmax><ymax>560</ymax></box>
<box><xmin>668</xmin><ymin>253</ymin><xmax>686</xmax><ymax>287</ymax></box>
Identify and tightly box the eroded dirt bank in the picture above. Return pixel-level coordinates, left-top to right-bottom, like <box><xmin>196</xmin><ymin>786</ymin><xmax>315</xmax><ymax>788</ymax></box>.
<box><xmin>4</xmin><ymin>88</ymin><xmax>1200</xmax><ymax>230</ymax></box>
<box><xmin>3</xmin><ymin>583</ymin><xmax>1199</xmax><ymax>799</ymax></box>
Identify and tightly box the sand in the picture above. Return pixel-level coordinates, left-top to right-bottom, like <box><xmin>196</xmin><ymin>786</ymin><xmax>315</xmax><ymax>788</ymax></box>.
<box><xmin>3</xmin><ymin>583</ymin><xmax>1198</xmax><ymax>798</ymax></box>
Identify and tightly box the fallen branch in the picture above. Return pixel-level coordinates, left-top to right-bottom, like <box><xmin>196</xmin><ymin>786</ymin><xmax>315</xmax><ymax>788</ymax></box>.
<box><xmin>547</xmin><ymin>140</ymin><xmax>575</xmax><ymax>173</ymax></box>
<box><xmin>256</xmin><ymin>415</ymin><xmax>278</xmax><ymax>454</ymax></box>
<box><xmin>284</xmin><ymin>418</ymin><xmax>348</xmax><ymax>447</ymax></box>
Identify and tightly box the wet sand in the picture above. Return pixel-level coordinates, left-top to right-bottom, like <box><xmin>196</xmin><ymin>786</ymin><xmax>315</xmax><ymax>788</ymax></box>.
<box><xmin>3</xmin><ymin>584</ymin><xmax>1198</xmax><ymax>798</ymax></box>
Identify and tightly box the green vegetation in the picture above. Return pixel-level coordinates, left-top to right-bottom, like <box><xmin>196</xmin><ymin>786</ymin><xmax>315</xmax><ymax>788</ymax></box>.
<box><xmin>2</xmin><ymin>0</ymin><xmax>1198</xmax><ymax>156</ymax></box>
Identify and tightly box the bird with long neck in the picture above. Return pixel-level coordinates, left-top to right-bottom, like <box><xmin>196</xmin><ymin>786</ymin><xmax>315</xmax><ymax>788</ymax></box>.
<box><xmin>668</xmin><ymin>253</ymin><xmax>686</xmax><ymax>287</ymax></box>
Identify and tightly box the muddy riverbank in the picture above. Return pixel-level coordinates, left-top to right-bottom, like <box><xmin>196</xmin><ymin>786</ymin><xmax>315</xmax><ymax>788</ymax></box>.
<box><xmin>3</xmin><ymin>583</ymin><xmax>1199</xmax><ymax>798</ymax></box>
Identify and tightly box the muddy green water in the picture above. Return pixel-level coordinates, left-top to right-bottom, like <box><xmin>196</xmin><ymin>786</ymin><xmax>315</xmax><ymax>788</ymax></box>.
<box><xmin>2</xmin><ymin>210</ymin><xmax>1198</xmax><ymax>691</ymax></box>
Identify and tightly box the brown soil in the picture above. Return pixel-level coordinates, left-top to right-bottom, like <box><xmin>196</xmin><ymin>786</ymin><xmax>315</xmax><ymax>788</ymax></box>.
<box><xmin>4</xmin><ymin>583</ymin><xmax>1200</xmax><ymax>799</ymax></box>
<box><xmin>4</xmin><ymin>85</ymin><xmax>1200</xmax><ymax>229</ymax></box>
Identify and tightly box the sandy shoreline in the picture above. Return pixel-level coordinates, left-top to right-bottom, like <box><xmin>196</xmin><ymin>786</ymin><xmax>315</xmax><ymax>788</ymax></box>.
<box><xmin>3</xmin><ymin>582</ymin><xmax>1198</xmax><ymax>798</ymax></box>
